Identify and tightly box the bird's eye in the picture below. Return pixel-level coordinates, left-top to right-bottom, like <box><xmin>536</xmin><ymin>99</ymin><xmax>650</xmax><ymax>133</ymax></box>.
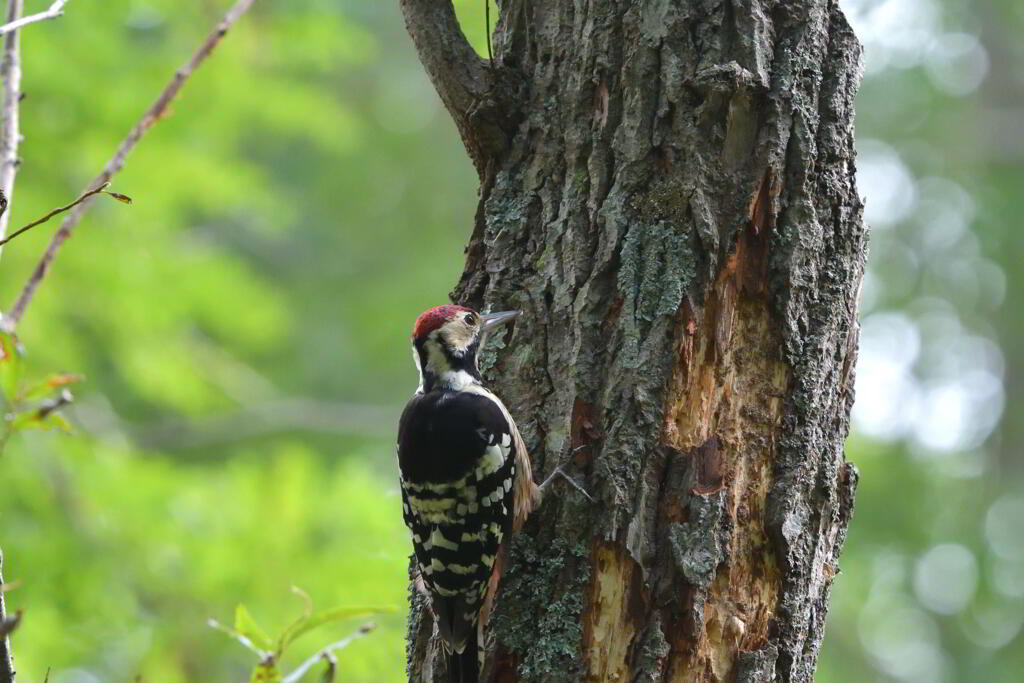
<box><xmin>465</xmin><ymin>313</ymin><xmax>477</xmax><ymax>326</ymax></box>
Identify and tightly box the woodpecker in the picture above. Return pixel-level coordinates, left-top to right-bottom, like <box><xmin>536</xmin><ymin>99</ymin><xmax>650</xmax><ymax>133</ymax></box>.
<box><xmin>398</xmin><ymin>304</ymin><xmax>538</xmax><ymax>683</ymax></box>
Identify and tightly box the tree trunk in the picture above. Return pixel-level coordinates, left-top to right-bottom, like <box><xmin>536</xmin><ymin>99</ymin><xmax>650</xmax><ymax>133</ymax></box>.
<box><xmin>401</xmin><ymin>1</ymin><xmax>865</xmax><ymax>681</ymax></box>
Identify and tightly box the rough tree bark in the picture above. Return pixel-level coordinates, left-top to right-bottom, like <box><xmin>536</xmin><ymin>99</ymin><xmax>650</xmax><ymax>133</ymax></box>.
<box><xmin>401</xmin><ymin>1</ymin><xmax>864</xmax><ymax>681</ymax></box>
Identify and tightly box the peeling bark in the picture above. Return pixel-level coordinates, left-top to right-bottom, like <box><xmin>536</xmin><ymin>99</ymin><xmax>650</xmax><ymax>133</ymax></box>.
<box><xmin>403</xmin><ymin>1</ymin><xmax>865</xmax><ymax>681</ymax></box>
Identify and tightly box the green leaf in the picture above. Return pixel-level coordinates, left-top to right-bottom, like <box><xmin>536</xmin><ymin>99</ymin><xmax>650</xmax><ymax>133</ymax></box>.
<box><xmin>290</xmin><ymin>585</ymin><xmax>313</xmax><ymax>618</ymax></box>
<box><xmin>235</xmin><ymin>605</ymin><xmax>275</xmax><ymax>653</ymax></box>
<box><xmin>273</xmin><ymin>586</ymin><xmax>313</xmax><ymax>657</ymax></box>
<box><xmin>11</xmin><ymin>410</ymin><xmax>73</xmax><ymax>434</ymax></box>
<box><xmin>277</xmin><ymin>605</ymin><xmax>389</xmax><ymax>653</ymax></box>
<box><xmin>0</xmin><ymin>332</ymin><xmax>22</xmax><ymax>405</ymax></box>
<box><xmin>105</xmin><ymin>191</ymin><xmax>133</xmax><ymax>204</ymax></box>
<box><xmin>19</xmin><ymin>373</ymin><xmax>84</xmax><ymax>402</ymax></box>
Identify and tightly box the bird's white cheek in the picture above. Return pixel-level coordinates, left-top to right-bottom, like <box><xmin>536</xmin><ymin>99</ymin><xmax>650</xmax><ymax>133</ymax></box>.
<box><xmin>442</xmin><ymin>323</ymin><xmax>477</xmax><ymax>355</ymax></box>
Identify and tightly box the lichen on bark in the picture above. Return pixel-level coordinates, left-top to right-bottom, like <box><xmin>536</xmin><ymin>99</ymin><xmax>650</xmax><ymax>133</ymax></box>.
<box><xmin>489</xmin><ymin>537</ymin><xmax>590</xmax><ymax>682</ymax></box>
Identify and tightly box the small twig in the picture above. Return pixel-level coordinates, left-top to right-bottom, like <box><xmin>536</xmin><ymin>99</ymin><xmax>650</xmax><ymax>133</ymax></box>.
<box><xmin>35</xmin><ymin>387</ymin><xmax>72</xmax><ymax>419</ymax></box>
<box><xmin>206</xmin><ymin>618</ymin><xmax>271</xmax><ymax>660</ymax></box>
<box><xmin>318</xmin><ymin>651</ymin><xmax>337</xmax><ymax>683</ymax></box>
<box><xmin>484</xmin><ymin>0</ymin><xmax>492</xmax><ymax>65</ymax></box>
<box><xmin>281</xmin><ymin>622</ymin><xmax>375</xmax><ymax>683</ymax></box>
<box><xmin>0</xmin><ymin>0</ymin><xmax>67</xmax><ymax>36</ymax></box>
<box><xmin>0</xmin><ymin>0</ymin><xmax>25</xmax><ymax>258</ymax></box>
<box><xmin>0</xmin><ymin>611</ymin><xmax>19</xmax><ymax>639</ymax></box>
<box><xmin>538</xmin><ymin>464</ymin><xmax>595</xmax><ymax>502</ymax></box>
<box><xmin>0</xmin><ymin>0</ymin><xmax>257</xmax><ymax>333</ymax></box>
<box><xmin>0</xmin><ymin>183</ymin><xmax>130</xmax><ymax>248</ymax></box>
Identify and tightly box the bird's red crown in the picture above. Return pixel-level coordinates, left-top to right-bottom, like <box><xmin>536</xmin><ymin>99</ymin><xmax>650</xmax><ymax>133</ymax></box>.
<box><xmin>412</xmin><ymin>305</ymin><xmax>475</xmax><ymax>340</ymax></box>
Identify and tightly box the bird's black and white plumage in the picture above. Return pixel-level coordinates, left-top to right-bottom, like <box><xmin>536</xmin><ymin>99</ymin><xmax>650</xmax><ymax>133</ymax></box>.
<box><xmin>398</xmin><ymin>305</ymin><xmax>537</xmax><ymax>683</ymax></box>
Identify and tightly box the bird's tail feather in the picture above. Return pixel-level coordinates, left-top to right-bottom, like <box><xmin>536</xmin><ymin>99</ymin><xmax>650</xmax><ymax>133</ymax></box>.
<box><xmin>446</xmin><ymin>627</ymin><xmax>479</xmax><ymax>683</ymax></box>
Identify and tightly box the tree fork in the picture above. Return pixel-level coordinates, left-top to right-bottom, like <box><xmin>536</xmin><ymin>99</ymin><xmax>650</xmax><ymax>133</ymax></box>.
<box><xmin>403</xmin><ymin>1</ymin><xmax>865</xmax><ymax>681</ymax></box>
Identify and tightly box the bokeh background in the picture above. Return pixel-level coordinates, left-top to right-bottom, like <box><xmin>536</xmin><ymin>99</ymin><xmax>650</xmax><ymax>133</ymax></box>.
<box><xmin>0</xmin><ymin>0</ymin><xmax>1019</xmax><ymax>681</ymax></box>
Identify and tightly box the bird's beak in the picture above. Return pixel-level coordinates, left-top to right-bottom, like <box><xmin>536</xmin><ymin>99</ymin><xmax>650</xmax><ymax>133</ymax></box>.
<box><xmin>480</xmin><ymin>310</ymin><xmax>520</xmax><ymax>333</ymax></box>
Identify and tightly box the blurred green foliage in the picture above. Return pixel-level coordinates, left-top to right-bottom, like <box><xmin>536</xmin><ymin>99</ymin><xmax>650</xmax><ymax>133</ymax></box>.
<box><xmin>820</xmin><ymin>1</ymin><xmax>1024</xmax><ymax>682</ymax></box>
<box><xmin>0</xmin><ymin>1</ymin><xmax>494</xmax><ymax>680</ymax></box>
<box><xmin>0</xmin><ymin>0</ymin><xmax>1020</xmax><ymax>681</ymax></box>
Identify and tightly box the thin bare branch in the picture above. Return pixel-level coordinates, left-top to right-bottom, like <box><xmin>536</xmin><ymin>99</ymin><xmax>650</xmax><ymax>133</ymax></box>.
<box><xmin>1</xmin><ymin>0</ymin><xmax>257</xmax><ymax>333</ymax></box>
<box><xmin>0</xmin><ymin>16</ymin><xmax>24</xmax><ymax>680</ymax></box>
<box><xmin>484</xmin><ymin>0</ymin><xmax>492</xmax><ymax>65</ymax></box>
<box><xmin>0</xmin><ymin>549</ymin><xmax>15</xmax><ymax>683</ymax></box>
<box><xmin>0</xmin><ymin>0</ymin><xmax>24</xmax><ymax>258</ymax></box>
<box><xmin>0</xmin><ymin>611</ymin><xmax>19</xmax><ymax>639</ymax></box>
<box><xmin>0</xmin><ymin>183</ymin><xmax>130</xmax><ymax>248</ymax></box>
<box><xmin>207</xmin><ymin>618</ymin><xmax>272</xmax><ymax>660</ymax></box>
<box><xmin>281</xmin><ymin>623</ymin><xmax>376</xmax><ymax>683</ymax></box>
<box><xmin>0</xmin><ymin>1</ymin><xmax>67</xmax><ymax>36</ymax></box>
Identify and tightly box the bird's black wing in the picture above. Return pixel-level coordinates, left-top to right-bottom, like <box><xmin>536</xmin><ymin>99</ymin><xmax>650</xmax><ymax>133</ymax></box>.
<box><xmin>397</xmin><ymin>390</ymin><xmax>517</xmax><ymax>655</ymax></box>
